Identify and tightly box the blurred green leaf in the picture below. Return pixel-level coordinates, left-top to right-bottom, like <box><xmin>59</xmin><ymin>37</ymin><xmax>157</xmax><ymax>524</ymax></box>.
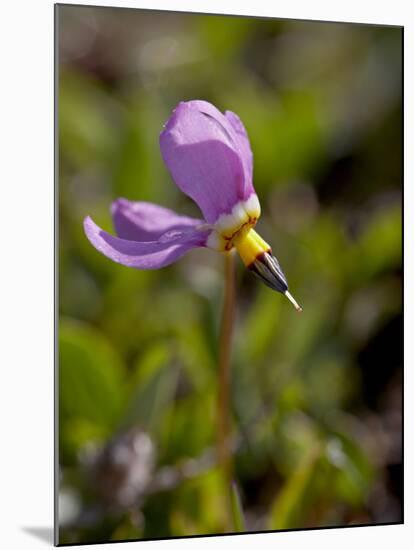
<box><xmin>326</xmin><ymin>433</ymin><xmax>374</xmax><ymax>507</ymax></box>
<box><xmin>170</xmin><ymin>468</ymin><xmax>229</xmax><ymax>534</ymax></box>
<box><xmin>123</xmin><ymin>342</ymin><xmax>179</xmax><ymax>432</ymax></box>
<box><xmin>350</xmin><ymin>205</ymin><xmax>402</xmax><ymax>284</ymax></box>
<box><xmin>59</xmin><ymin>319</ymin><xmax>126</xmax><ymax>462</ymax></box>
<box><xmin>237</xmin><ymin>285</ymin><xmax>283</xmax><ymax>364</ymax></box>
<box><xmin>269</xmin><ymin>443</ymin><xmax>322</xmax><ymax>530</ymax></box>
<box><xmin>176</xmin><ymin>322</ymin><xmax>216</xmax><ymax>392</ymax></box>
<box><xmin>161</xmin><ymin>392</ymin><xmax>215</xmax><ymax>462</ymax></box>
<box><xmin>230</xmin><ymin>481</ymin><xmax>246</xmax><ymax>532</ymax></box>
<box><xmin>59</xmin><ymin>319</ymin><xmax>126</xmax><ymax>431</ymax></box>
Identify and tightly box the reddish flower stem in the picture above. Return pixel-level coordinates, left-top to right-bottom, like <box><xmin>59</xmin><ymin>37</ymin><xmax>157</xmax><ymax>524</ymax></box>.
<box><xmin>216</xmin><ymin>250</ymin><xmax>236</xmax><ymax>526</ymax></box>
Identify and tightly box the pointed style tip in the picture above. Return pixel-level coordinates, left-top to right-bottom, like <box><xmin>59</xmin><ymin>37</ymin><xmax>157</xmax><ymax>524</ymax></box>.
<box><xmin>284</xmin><ymin>290</ymin><xmax>303</xmax><ymax>313</ymax></box>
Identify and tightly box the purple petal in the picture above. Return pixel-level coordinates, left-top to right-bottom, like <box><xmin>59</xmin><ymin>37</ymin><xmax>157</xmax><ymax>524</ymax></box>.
<box><xmin>160</xmin><ymin>100</ymin><xmax>255</xmax><ymax>224</ymax></box>
<box><xmin>225</xmin><ymin>110</ymin><xmax>254</xmax><ymax>198</ymax></box>
<box><xmin>111</xmin><ymin>198</ymin><xmax>204</xmax><ymax>241</ymax></box>
<box><xmin>84</xmin><ymin>216</ymin><xmax>207</xmax><ymax>270</ymax></box>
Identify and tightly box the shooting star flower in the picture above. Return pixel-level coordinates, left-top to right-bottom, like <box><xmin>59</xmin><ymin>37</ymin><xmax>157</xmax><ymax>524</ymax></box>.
<box><xmin>83</xmin><ymin>100</ymin><xmax>302</xmax><ymax>311</ymax></box>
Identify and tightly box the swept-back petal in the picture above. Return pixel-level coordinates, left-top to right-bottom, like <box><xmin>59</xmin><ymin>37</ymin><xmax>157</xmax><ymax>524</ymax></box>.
<box><xmin>160</xmin><ymin>101</ymin><xmax>254</xmax><ymax>224</ymax></box>
<box><xmin>84</xmin><ymin>216</ymin><xmax>207</xmax><ymax>270</ymax></box>
<box><xmin>111</xmin><ymin>198</ymin><xmax>203</xmax><ymax>241</ymax></box>
<box><xmin>225</xmin><ymin>110</ymin><xmax>254</xmax><ymax>198</ymax></box>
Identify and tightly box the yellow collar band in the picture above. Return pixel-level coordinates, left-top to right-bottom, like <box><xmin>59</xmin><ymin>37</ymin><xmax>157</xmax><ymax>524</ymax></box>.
<box><xmin>205</xmin><ymin>195</ymin><xmax>302</xmax><ymax>312</ymax></box>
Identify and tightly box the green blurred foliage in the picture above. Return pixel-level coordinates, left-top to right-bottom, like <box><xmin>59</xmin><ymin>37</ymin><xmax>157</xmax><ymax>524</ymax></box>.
<box><xmin>57</xmin><ymin>5</ymin><xmax>402</xmax><ymax>545</ymax></box>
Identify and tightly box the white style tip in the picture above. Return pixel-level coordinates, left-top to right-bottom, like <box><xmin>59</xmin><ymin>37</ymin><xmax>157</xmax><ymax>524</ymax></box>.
<box><xmin>284</xmin><ymin>290</ymin><xmax>303</xmax><ymax>313</ymax></box>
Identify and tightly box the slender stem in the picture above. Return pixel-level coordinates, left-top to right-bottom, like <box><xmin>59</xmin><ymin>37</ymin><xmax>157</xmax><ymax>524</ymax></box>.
<box><xmin>216</xmin><ymin>250</ymin><xmax>236</xmax><ymax>525</ymax></box>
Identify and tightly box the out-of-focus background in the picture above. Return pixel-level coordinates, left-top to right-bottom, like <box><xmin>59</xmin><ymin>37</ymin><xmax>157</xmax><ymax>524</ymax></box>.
<box><xmin>57</xmin><ymin>5</ymin><xmax>403</xmax><ymax>545</ymax></box>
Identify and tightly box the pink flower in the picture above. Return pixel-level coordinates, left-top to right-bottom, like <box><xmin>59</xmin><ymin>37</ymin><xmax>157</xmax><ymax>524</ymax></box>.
<box><xmin>84</xmin><ymin>100</ymin><xmax>301</xmax><ymax>310</ymax></box>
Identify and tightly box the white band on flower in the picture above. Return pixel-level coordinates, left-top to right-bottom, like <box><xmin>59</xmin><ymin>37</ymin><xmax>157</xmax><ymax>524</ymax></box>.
<box><xmin>206</xmin><ymin>194</ymin><xmax>261</xmax><ymax>251</ymax></box>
